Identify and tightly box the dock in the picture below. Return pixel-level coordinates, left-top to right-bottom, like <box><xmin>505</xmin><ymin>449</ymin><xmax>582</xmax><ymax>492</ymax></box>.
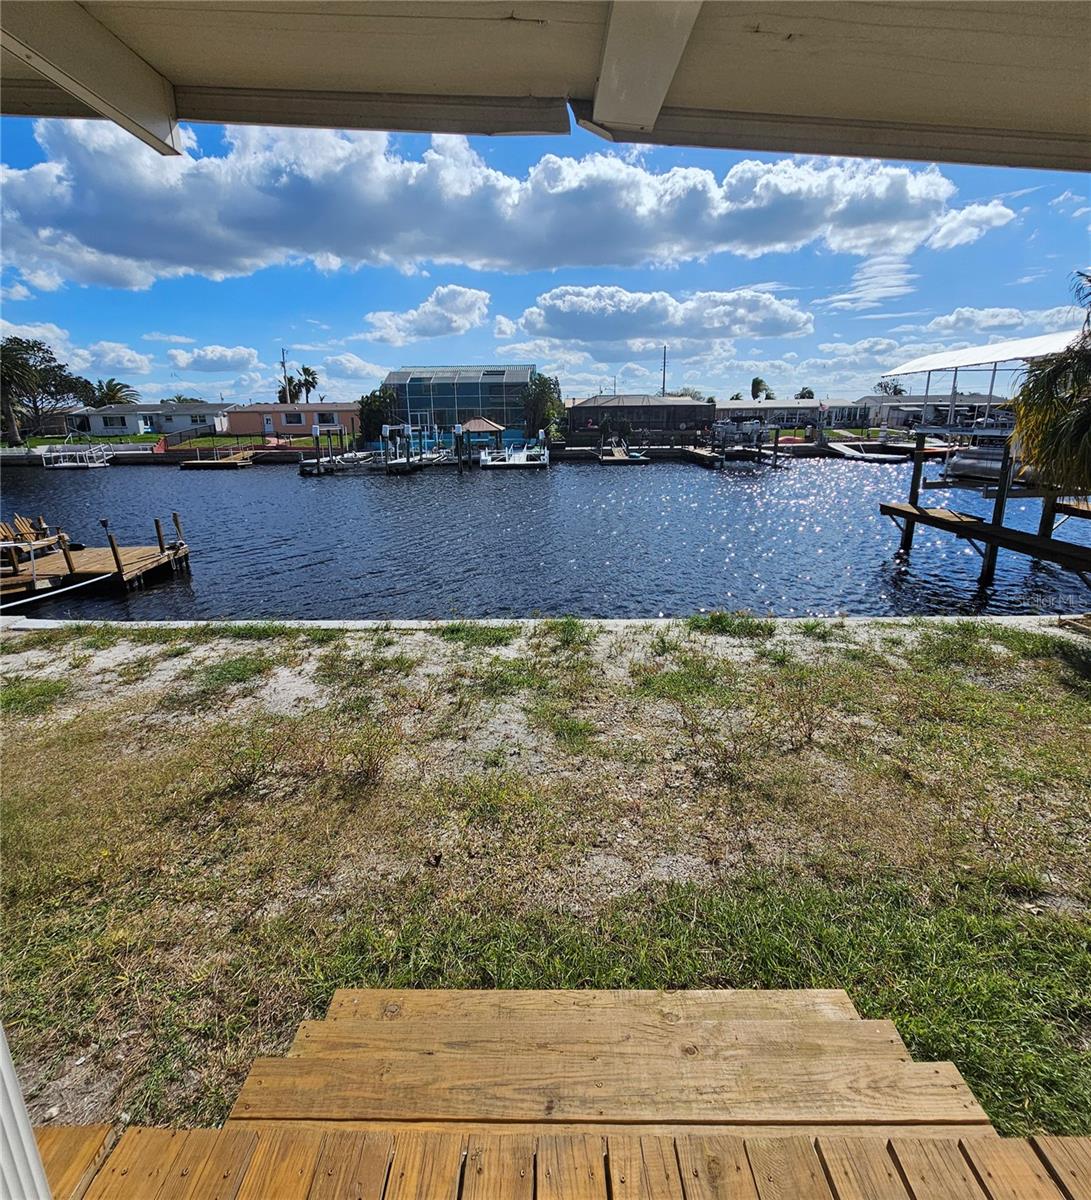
<box><xmin>0</xmin><ymin>514</ymin><xmax>189</xmax><ymax>609</ymax></box>
<box><xmin>28</xmin><ymin>988</ymin><xmax>1089</xmax><ymax>1199</ymax></box>
<box><xmin>179</xmin><ymin>449</ymin><xmax>254</xmax><ymax>470</ymax></box>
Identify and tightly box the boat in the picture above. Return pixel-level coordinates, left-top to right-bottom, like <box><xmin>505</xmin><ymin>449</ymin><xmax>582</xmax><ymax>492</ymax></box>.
<box><xmin>596</xmin><ymin>435</ymin><xmax>650</xmax><ymax>464</ymax></box>
<box><xmin>299</xmin><ymin>450</ymin><xmax>377</xmax><ymax>476</ymax></box>
<box><xmin>943</xmin><ymin>433</ymin><xmax>1033</xmax><ymax>483</ymax></box>
<box><xmin>480</xmin><ymin>440</ymin><xmax>549</xmax><ymax>469</ymax></box>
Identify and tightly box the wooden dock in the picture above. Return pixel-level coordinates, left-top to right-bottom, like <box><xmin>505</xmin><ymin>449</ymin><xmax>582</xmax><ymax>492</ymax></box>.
<box><xmin>30</xmin><ymin>988</ymin><xmax>1091</xmax><ymax>1198</ymax></box>
<box><xmin>0</xmin><ymin>516</ymin><xmax>189</xmax><ymax>608</ymax></box>
<box><xmin>179</xmin><ymin>449</ymin><xmax>253</xmax><ymax>470</ymax></box>
<box><xmin>682</xmin><ymin>447</ymin><xmax>724</xmax><ymax>469</ymax></box>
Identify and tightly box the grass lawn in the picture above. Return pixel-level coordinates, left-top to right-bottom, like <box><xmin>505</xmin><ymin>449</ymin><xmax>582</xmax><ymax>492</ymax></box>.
<box><xmin>179</xmin><ymin>435</ymin><xmax>317</xmax><ymax>449</ymax></box>
<box><xmin>22</xmin><ymin>434</ymin><xmax>162</xmax><ymax>446</ymax></box>
<box><xmin>1</xmin><ymin>615</ymin><xmax>1088</xmax><ymax>1134</ymax></box>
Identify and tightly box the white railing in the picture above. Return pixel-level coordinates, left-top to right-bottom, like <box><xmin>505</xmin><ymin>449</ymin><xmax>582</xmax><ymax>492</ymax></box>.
<box><xmin>0</xmin><ymin>1025</ymin><xmax>50</xmax><ymax>1200</ymax></box>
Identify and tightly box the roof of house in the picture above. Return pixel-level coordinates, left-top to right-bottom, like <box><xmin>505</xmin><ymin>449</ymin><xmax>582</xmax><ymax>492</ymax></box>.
<box><xmin>384</xmin><ymin>365</ymin><xmax>535</xmax><ymax>385</ymax></box>
<box><xmin>75</xmin><ymin>402</ymin><xmax>233</xmax><ymax>415</ymax></box>
<box><xmin>570</xmin><ymin>394</ymin><xmax>712</xmax><ymax>408</ymax></box>
<box><xmin>715</xmin><ymin>397</ymin><xmax>864</xmax><ymax>411</ymax></box>
<box><xmin>883</xmin><ymin>330</ymin><xmax>1082</xmax><ymax>376</ymax></box>
<box><xmin>461</xmin><ymin>417</ymin><xmax>506</xmax><ymax>433</ymax></box>
<box><xmin>230</xmin><ymin>402</ymin><xmax>359</xmax><ymax>413</ymax></box>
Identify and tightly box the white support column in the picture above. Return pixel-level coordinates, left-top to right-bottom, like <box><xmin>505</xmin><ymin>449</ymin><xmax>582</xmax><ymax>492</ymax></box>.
<box><xmin>0</xmin><ymin>1026</ymin><xmax>49</xmax><ymax>1200</ymax></box>
<box><xmin>592</xmin><ymin>1</ymin><xmax>703</xmax><ymax>133</ymax></box>
<box><xmin>0</xmin><ymin>0</ymin><xmax>181</xmax><ymax>155</ymax></box>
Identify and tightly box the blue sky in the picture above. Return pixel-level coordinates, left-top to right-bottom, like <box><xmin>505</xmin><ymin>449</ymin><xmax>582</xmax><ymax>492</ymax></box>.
<box><xmin>1</xmin><ymin>115</ymin><xmax>1087</xmax><ymax>404</ymax></box>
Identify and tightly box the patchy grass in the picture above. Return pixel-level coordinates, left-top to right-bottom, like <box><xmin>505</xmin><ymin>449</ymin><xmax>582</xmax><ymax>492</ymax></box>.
<box><xmin>688</xmin><ymin>610</ymin><xmax>777</xmax><ymax>639</ymax></box>
<box><xmin>1</xmin><ymin>616</ymin><xmax>1089</xmax><ymax>1136</ymax></box>
<box><xmin>0</xmin><ymin>675</ymin><xmax>70</xmax><ymax>715</ymax></box>
<box><xmin>437</xmin><ymin>622</ymin><xmax>520</xmax><ymax>648</ymax></box>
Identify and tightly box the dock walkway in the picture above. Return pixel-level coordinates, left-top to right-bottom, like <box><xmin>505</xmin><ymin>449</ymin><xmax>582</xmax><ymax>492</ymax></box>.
<box><xmin>30</xmin><ymin>988</ymin><xmax>1091</xmax><ymax>1198</ymax></box>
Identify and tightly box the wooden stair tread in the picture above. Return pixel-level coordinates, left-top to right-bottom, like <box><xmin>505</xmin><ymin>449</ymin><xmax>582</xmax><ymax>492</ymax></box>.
<box><xmin>230</xmin><ymin>1056</ymin><xmax>988</xmax><ymax>1126</ymax></box>
<box><xmin>325</xmin><ymin>988</ymin><xmax>861</xmax><ymax>1022</ymax></box>
<box><xmin>289</xmin><ymin>1017</ymin><xmax>909</xmax><ymax>1060</ymax></box>
<box><xmin>38</xmin><ymin>1127</ymin><xmax>1087</xmax><ymax>1200</ymax></box>
<box><xmin>35</xmin><ymin>1124</ymin><xmax>115</xmax><ymax>1200</ymax></box>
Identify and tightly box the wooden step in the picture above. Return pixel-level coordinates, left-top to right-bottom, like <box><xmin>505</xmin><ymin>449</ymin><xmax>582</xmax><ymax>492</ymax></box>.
<box><xmin>230</xmin><ymin>1055</ymin><xmax>989</xmax><ymax>1127</ymax></box>
<box><xmin>41</xmin><ymin>1126</ymin><xmax>1087</xmax><ymax>1200</ymax></box>
<box><xmin>325</xmin><ymin>988</ymin><xmax>861</xmax><ymax>1022</ymax></box>
<box><xmin>34</xmin><ymin>1125</ymin><xmax>115</xmax><ymax>1200</ymax></box>
<box><xmin>288</xmin><ymin>1017</ymin><xmax>910</xmax><ymax>1061</ymax></box>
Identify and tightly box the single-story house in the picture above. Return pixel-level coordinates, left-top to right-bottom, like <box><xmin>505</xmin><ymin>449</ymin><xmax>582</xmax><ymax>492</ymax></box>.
<box><xmin>715</xmin><ymin>397</ymin><xmax>870</xmax><ymax>426</ymax></box>
<box><xmin>224</xmin><ymin>402</ymin><xmax>361</xmax><ymax>438</ymax></box>
<box><xmin>66</xmin><ymin>402</ymin><xmax>234</xmax><ymax>437</ymax></box>
<box><xmin>567</xmin><ymin>394</ymin><xmax>715</xmax><ymax>432</ymax></box>
<box><xmin>862</xmin><ymin>393</ymin><xmax>1009</xmax><ymax>427</ymax></box>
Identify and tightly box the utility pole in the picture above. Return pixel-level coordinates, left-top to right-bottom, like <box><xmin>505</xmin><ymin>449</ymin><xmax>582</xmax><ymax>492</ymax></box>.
<box><xmin>661</xmin><ymin>346</ymin><xmax>667</xmax><ymax>396</ymax></box>
<box><xmin>613</xmin><ymin>375</ymin><xmax>617</xmax><ymax>396</ymax></box>
<box><xmin>280</xmin><ymin>348</ymin><xmax>291</xmax><ymax>404</ymax></box>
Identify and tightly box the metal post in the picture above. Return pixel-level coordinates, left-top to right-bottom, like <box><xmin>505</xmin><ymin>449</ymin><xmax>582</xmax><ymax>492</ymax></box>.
<box><xmin>772</xmin><ymin>427</ymin><xmax>780</xmax><ymax>468</ymax></box>
<box><xmin>0</xmin><ymin>1025</ymin><xmax>50</xmax><ymax>1200</ymax></box>
<box><xmin>980</xmin><ymin>439</ymin><xmax>1013</xmax><ymax>586</ymax></box>
<box><xmin>900</xmin><ymin>432</ymin><xmax>927</xmax><ymax>555</ymax></box>
<box><xmin>947</xmin><ymin>367</ymin><xmax>959</xmax><ymax>427</ymax></box>
<box><xmin>154</xmin><ymin>518</ymin><xmax>166</xmax><ymax>552</ymax></box>
<box><xmin>313</xmin><ymin>431</ymin><xmax>321</xmax><ymax>476</ymax></box>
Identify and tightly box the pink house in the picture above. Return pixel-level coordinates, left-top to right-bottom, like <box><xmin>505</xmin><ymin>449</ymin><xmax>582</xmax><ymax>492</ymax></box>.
<box><xmin>225</xmin><ymin>402</ymin><xmax>361</xmax><ymax>439</ymax></box>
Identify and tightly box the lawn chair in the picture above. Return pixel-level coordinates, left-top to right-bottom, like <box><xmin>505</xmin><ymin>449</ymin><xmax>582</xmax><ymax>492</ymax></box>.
<box><xmin>12</xmin><ymin>514</ymin><xmax>61</xmax><ymax>549</ymax></box>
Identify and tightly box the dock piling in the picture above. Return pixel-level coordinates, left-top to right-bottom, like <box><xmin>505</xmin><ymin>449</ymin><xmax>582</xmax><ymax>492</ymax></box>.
<box><xmin>154</xmin><ymin>518</ymin><xmax>166</xmax><ymax>553</ymax></box>
<box><xmin>1037</xmin><ymin>493</ymin><xmax>1058</xmax><ymax>540</ymax></box>
<box><xmin>171</xmin><ymin>511</ymin><xmax>185</xmax><ymax>544</ymax></box>
<box><xmin>980</xmin><ymin>440</ymin><xmax>1013</xmax><ymax>586</ymax></box>
<box><xmin>899</xmin><ymin>432</ymin><xmax>927</xmax><ymax>555</ymax></box>
<box><xmin>106</xmin><ymin>531</ymin><xmax>125</xmax><ymax>577</ymax></box>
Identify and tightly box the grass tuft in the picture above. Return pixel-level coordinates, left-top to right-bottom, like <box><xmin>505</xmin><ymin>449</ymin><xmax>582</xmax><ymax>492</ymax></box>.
<box><xmin>438</xmin><ymin>622</ymin><xmax>520</xmax><ymax>648</ymax></box>
<box><xmin>0</xmin><ymin>675</ymin><xmax>70</xmax><ymax>715</ymax></box>
<box><xmin>688</xmin><ymin>610</ymin><xmax>776</xmax><ymax>639</ymax></box>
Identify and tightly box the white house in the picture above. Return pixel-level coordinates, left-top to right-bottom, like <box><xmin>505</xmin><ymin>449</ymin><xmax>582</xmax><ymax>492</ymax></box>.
<box><xmin>67</xmin><ymin>402</ymin><xmax>235</xmax><ymax>438</ymax></box>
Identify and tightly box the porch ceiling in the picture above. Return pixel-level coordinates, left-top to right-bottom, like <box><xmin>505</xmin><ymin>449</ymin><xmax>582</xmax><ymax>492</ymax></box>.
<box><xmin>0</xmin><ymin>2</ymin><xmax>1087</xmax><ymax>169</ymax></box>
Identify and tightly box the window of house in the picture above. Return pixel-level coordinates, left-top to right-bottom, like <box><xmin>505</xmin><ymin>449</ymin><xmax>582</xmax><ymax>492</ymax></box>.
<box><xmin>101</xmin><ymin>415</ymin><xmax>128</xmax><ymax>428</ymax></box>
<box><xmin>283</xmin><ymin>412</ymin><xmax>304</xmax><ymax>425</ymax></box>
<box><xmin>316</xmin><ymin>413</ymin><xmax>337</xmax><ymax>425</ymax></box>
<box><xmin>190</xmin><ymin>415</ymin><xmax>205</xmax><ymax>425</ymax></box>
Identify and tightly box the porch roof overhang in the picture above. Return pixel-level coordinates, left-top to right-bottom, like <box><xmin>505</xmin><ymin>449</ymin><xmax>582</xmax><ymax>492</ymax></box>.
<box><xmin>1</xmin><ymin>2</ymin><xmax>1088</xmax><ymax>170</ymax></box>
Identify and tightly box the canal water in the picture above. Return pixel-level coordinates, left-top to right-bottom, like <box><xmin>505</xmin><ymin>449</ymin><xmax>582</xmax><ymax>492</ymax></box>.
<box><xmin>4</xmin><ymin>459</ymin><xmax>1089</xmax><ymax>619</ymax></box>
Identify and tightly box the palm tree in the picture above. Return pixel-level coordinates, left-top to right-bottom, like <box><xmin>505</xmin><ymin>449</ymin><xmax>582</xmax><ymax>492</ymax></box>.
<box><xmin>299</xmin><ymin>365</ymin><xmax>319</xmax><ymax>403</ymax></box>
<box><xmin>750</xmin><ymin>377</ymin><xmax>768</xmax><ymax>401</ymax></box>
<box><xmin>728</xmin><ymin>392</ymin><xmax>744</xmax><ymax>404</ymax></box>
<box><xmin>277</xmin><ymin>374</ymin><xmax>303</xmax><ymax>404</ymax></box>
<box><xmin>94</xmin><ymin>378</ymin><xmax>140</xmax><ymax>406</ymax></box>
<box><xmin>796</xmin><ymin>386</ymin><xmax>815</xmax><ymax>399</ymax></box>
<box><xmin>1012</xmin><ymin>270</ymin><xmax>1091</xmax><ymax>495</ymax></box>
<box><xmin>0</xmin><ymin>338</ymin><xmax>35</xmax><ymax>446</ymax></box>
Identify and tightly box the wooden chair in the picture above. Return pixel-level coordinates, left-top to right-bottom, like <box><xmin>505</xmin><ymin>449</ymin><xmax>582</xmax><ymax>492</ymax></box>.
<box><xmin>13</xmin><ymin>514</ymin><xmax>61</xmax><ymax>549</ymax></box>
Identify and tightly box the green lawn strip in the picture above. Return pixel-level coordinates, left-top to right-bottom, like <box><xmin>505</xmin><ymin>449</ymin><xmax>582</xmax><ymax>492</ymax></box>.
<box><xmin>437</xmin><ymin>622</ymin><xmax>521</xmax><ymax>648</ymax></box>
<box><xmin>688</xmin><ymin>611</ymin><xmax>776</xmax><ymax>638</ymax></box>
<box><xmin>0</xmin><ymin>675</ymin><xmax>70</xmax><ymax>715</ymax></box>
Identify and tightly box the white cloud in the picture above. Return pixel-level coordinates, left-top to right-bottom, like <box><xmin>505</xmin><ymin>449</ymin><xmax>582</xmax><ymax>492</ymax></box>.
<box><xmin>1</xmin><ymin>282</ymin><xmax>31</xmax><ymax>301</ymax></box>
<box><xmin>500</xmin><ymin>285</ymin><xmax>811</xmax><ymax>362</ymax></box>
<box><xmin>818</xmin><ymin>256</ymin><xmax>918</xmax><ymax>311</ymax></box>
<box><xmin>0</xmin><ymin>121</ymin><xmax>1013</xmax><ymax>291</ymax></box>
<box><xmin>167</xmin><ymin>344</ymin><xmax>259</xmax><ymax>372</ymax></box>
<box><xmin>87</xmin><ymin>340</ymin><xmax>153</xmax><ymax>374</ymax></box>
<box><xmin>142</xmin><ymin>331</ymin><xmax>196</xmax><ymax>343</ymax></box>
<box><xmin>1049</xmin><ymin>189</ymin><xmax>1084</xmax><ymax>208</ymax></box>
<box><xmin>323</xmin><ymin>352</ymin><xmax>389</xmax><ymax>379</ymax></box>
<box><xmin>926</xmin><ymin>201</ymin><xmax>1015</xmax><ymax>250</ymax></box>
<box><xmin>362</xmin><ymin>285</ymin><xmax>489</xmax><ymax>345</ymax></box>
<box><xmin>923</xmin><ymin>305</ymin><xmax>1079</xmax><ymax>334</ymax></box>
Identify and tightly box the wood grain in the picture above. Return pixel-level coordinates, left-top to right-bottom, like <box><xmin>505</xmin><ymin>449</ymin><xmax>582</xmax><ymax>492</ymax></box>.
<box><xmin>234</xmin><ymin>1128</ymin><xmax>324</xmax><ymax>1200</ymax></box>
<box><xmin>35</xmin><ymin>1125</ymin><xmax>116</xmax><ymax>1200</ymax></box>
<box><xmin>745</xmin><ymin>1136</ymin><xmax>834</xmax><ymax>1200</ymax></box>
<box><xmin>537</xmin><ymin>1135</ymin><xmax>607</xmax><ymax>1200</ymax></box>
<box><xmin>962</xmin><ymin>1137</ymin><xmax>1067</xmax><ymax>1200</ymax></box>
<box><xmin>306</xmin><ymin>1130</ymin><xmax>392</xmax><ymax>1200</ymax></box>
<box><xmin>461</xmin><ymin>1134</ymin><xmax>534</xmax><ymax>1200</ymax></box>
<box><xmin>1032</xmin><ymin>1137</ymin><xmax>1091</xmax><ymax>1200</ymax></box>
<box><xmin>608</xmin><ymin>1134</ymin><xmax>685</xmax><ymax>1199</ymax></box>
<box><xmin>676</xmin><ymin>1135</ymin><xmax>759</xmax><ymax>1199</ymax></box>
<box><xmin>815</xmin><ymin>1137</ymin><xmax>909</xmax><ymax>1199</ymax></box>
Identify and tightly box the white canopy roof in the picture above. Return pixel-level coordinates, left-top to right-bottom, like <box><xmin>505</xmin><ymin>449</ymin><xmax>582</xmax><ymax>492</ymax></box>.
<box><xmin>884</xmin><ymin>329</ymin><xmax>1083</xmax><ymax>377</ymax></box>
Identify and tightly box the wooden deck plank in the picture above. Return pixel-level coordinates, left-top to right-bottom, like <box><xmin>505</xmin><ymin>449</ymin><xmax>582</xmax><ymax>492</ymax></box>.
<box><xmin>288</xmin><ymin>1018</ymin><xmax>908</xmax><ymax>1060</ymax></box>
<box><xmin>84</xmin><ymin>1129</ymin><xmax>190</xmax><ymax>1200</ymax></box>
<box><xmin>1032</xmin><ymin>1137</ymin><xmax>1091</xmax><ymax>1200</ymax></box>
<box><xmin>325</xmin><ymin>988</ymin><xmax>861</xmax><ymax>1022</ymax></box>
<box><xmin>675</xmin><ymin>1135</ymin><xmax>759</xmax><ymax>1199</ymax></box>
<box><xmin>234</xmin><ymin>1128</ymin><xmax>324</xmax><ymax>1200</ymax></box>
<box><xmin>383</xmin><ymin>1131</ymin><xmax>463</xmax><ymax>1200</ymax></box>
<box><xmin>962</xmin><ymin>1137</ymin><xmax>1068</xmax><ymax>1200</ymax></box>
<box><xmin>152</xmin><ymin>1130</ymin><xmax>224</xmax><ymax>1200</ymax></box>
<box><xmin>231</xmin><ymin>1056</ymin><xmax>987</xmax><ymax>1126</ymax></box>
<box><xmin>890</xmin><ymin>1138</ymin><xmax>986</xmax><ymax>1199</ymax></box>
<box><xmin>461</xmin><ymin>1134</ymin><xmax>534</xmax><ymax>1200</ymax></box>
<box><xmin>537</xmin><ymin>1135</ymin><xmax>607</xmax><ymax>1200</ymax></box>
<box><xmin>306</xmin><ymin>1130</ymin><xmax>392</xmax><ymax>1200</ymax></box>
<box><xmin>171</xmin><ymin>1128</ymin><xmax>257</xmax><ymax>1200</ymax></box>
<box><xmin>607</xmin><ymin>1134</ymin><xmax>685</xmax><ymax>1199</ymax></box>
<box><xmin>815</xmin><ymin>1137</ymin><xmax>910</xmax><ymax>1199</ymax></box>
<box><xmin>745</xmin><ymin>1136</ymin><xmax>834</xmax><ymax>1200</ymax></box>
<box><xmin>35</xmin><ymin>1125</ymin><xmax>116</xmax><ymax>1200</ymax></box>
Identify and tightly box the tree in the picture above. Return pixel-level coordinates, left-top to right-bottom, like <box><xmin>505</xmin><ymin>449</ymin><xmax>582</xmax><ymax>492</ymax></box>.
<box><xmin>522</xmin><ymin>373</ymin><xmax>562</xmax><ymax>436</ymax></box>
<box><xmin>92</xmin><ymin>378</ymin><xmax>140</xmax><ymax>406</ymax></box>
<box><xmin>164</xmin><ymin>393</ymin><xmax>200</xmax><ymax>403</ymax></box>
<box><xmin>795</xmin><ymin>386</ymin><xmax>815</xmax><ymax>399</ymax></box>
<box><xmin>873</xmin><ymin>379</ymin><xmax>907</xmax><ymax>396</ymax></box>
<box><xmin>676</xmin><ymin>386</ymin><xmax>706</xmax><ymax>400</ymax></box>
<box><xmin>750</xmin><ymin>376</ymin><xmax>775</xmax><ymax>402</ymax></box>
<box><xmin>299</xmin><ymin>365</ymin><xmax>319</xmax><ymax>403</ymax></box>
<box><xmin>1012</xmin><ymin>270</ymin><xmax>1091</xmax><ymax>495</ymax></box>
<box><xmin>0</xmin><ymin>337</ymin><xmax>94</xmax><ymax>444</ymax></box>
<box><xmin>358</xmin><ymin>386</ymin><xmax>396</xmax><ymax>441</ymax></box>
<box><xmin>277</xmin><ymin>373</ymin><xmax>303</xmax><ymax>404</ymax></box>
<box><xmin>728</xmin><ymin>392</ymin><xmax>744</xmax><ymax>404</ymax></box>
